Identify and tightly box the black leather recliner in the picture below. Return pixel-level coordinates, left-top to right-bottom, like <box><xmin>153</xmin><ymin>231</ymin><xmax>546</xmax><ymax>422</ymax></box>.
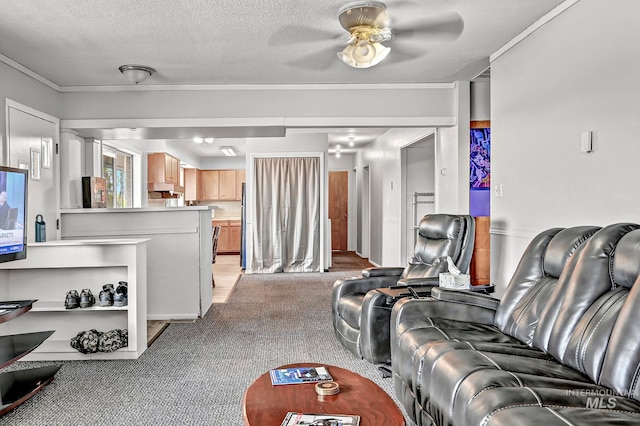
<box><xmin>391</xmin><ymin>223</ymin><xmax>640</xmax><ymax>426</ymax></box>
<box><xmin>331</xmin><ymin>214</ymin><xmax>475</xmax><ymax>364</ymax></box>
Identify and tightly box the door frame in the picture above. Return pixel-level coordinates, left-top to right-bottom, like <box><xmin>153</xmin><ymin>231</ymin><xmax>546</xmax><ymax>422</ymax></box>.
<box><xmin>5</xmin><ymin>98</ymin><xmax>61</xmax><ymax>241</ymax></box>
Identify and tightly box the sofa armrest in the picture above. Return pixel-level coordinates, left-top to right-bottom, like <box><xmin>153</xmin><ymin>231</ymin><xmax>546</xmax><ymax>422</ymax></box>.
<box><xmin>431</xmin><ymin>287</ymin><xmax>500</xmax><ymax>311</ymax></box>
<box><xmin>332</xmin><ymin>274</ymin><xmax>401</xmax><ymax>302</ymax></box>
<box><xmin>396</xmin><ymin>277</ymin><xmax>440</xmax><ymax>287</ymax></box>
<box><xmin>362</xmin><ymin>266</ymin><xmax>405</xmax><ymax>278</ymax></box>
<box><xmin>391</xmin><ymin>295</ymin><xmax>498</xmax><ymax>336</ymax></box>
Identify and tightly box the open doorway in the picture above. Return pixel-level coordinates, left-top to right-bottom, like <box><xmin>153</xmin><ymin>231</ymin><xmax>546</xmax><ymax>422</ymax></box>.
<box><xmin>400</xmin><ymin>135</ymin><xmax>436</xmax><ymax>262</ymax></box>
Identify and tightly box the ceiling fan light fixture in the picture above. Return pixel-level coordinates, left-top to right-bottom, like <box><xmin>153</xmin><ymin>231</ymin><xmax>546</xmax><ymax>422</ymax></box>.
<box><xmin>336</xmin><ymin>2</ymin><xmax>392</xmax><ymax>69</ymax></box>
<box><xmin>338</xmin><ymin>41</ymin><xmax>390</xmax><ymax>69</ymax></box>
<box><xmin>118</xmin><ymin>64</ymin><xmax>156</xmax><ymax>84</ymax></box>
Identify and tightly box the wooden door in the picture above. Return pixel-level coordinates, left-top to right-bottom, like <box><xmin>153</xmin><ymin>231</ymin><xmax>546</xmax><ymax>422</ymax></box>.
<box><xmin>329</xmin><ymin>171</ymin><xmax>349</xmax><ymax>251</ymax></box>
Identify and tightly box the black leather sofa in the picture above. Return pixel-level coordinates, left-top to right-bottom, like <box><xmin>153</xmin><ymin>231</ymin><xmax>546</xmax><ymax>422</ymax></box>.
<box><xmin>391</xmin><ymin>223</ymin><xmax>640</xmax><ymax>425</ymax></box>
<box><xmin>332</xmin><ymin>214</ymin><xmax>475</xmax><ymax>364</ymax></box>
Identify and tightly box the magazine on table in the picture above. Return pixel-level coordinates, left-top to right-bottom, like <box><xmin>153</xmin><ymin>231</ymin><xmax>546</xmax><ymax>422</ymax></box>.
<box><xmin>269</xmin><ymin>366</ymin><xmax>333</xmax><ymax>385</ymax></box>
<box><xmin>280</xmin><ymin>412</ymin><xmax>360</xmax><ymax>426</ymax></box>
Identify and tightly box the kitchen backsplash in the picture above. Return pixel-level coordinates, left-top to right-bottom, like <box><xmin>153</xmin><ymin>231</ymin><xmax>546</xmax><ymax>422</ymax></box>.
<box><xmin>206</xmin><ymin>200</ymin><xmax>241</xmax><ymax>219</ymax></box>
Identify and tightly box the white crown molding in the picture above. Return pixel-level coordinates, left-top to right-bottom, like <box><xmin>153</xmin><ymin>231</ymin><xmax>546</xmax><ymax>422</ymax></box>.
<box><xmin>0</xmin><ymin>53</ymin><xmax>60</xmax><ymax>91</ymax></box>
<box><xmin>490</xmin><ymin>0</ymin><xmax>580</xmax><ymax>62</ymax></box>
<box><xmin>58</xmin><ymin>82</ymin><xmax>455</xmax><ymax>93</ymax></box>
<box><xmin>285</xmin><ymin>116</ymin><xmax>455</xmax><ymax>128</ymax></box>
<box><xmin>60</xmin><ymin>117</ymin><xmax>286</xmax><ymax>129</ymax></box>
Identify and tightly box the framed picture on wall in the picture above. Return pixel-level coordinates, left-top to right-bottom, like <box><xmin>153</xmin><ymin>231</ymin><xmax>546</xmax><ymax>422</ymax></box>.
<box><xmin>41</xmin><ymin>137</ymin><xmax>52</xmax><ymax>169</ymax></box>
<box><xmin>30</xmin><ymin>148</ymin><xmax>41</xmax><ymax>180</ymax></box>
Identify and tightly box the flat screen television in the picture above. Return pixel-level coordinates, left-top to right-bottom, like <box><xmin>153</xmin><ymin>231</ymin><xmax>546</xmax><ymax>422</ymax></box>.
<box><xmin>0</xmin><ymin>165</ymin><xmax>28</xmax><ymax>263</ymax></box>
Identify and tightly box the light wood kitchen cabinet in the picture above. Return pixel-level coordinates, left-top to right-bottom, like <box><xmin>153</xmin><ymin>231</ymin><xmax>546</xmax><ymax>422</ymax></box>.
<box><xmin>213</xmin><ymin>219</ymin><xmax>242</xmax><ymax>253</ymax></box>
<box><xmin>214</xmin><ymin>220</ymin><xmax>230</xmax><ymax>252</ymax></box>
<box><xmin>148</xmin><ymin>152</ymin><xmax>180</xmax><ymax>185</ymax></box>
<box><xmin>199</xmin><ymin>169</ymin><xmax>245</xmax><ymax>201</ymax></box>
<box><xmin>218</xmin><ymin>170</ymin><xmax>237</xmax><ymax>200</ymax></box>
<box><xmin>201</xmin><ymin>170</ymin><xmax>220</xmax><ymax>200</ymax></box>
<box><xmin>184</xmin><ymin>168</ymin><xmax>202</xmax><ymax>201</ymax></box>
<box><xmin>228</xmin><ymin>221</ymin><xmax>241</xmax><ymax>252</ymax></box>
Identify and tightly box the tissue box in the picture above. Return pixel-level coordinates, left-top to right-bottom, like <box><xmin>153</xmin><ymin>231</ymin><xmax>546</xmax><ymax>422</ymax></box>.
<box><xmin>439</xmin><ymin>273</ymin><xmax>471</xmax><ymax>290</ymax></box>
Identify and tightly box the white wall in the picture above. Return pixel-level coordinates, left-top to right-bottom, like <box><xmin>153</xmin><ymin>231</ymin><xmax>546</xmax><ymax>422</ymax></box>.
<box><xmin>490</xmin><ymin>0</ymin><xmax>640</xmax><ymax>294</ymax></box>
<box><xmin>471</xmin><ymin>80</ymin><xmax>491</xmax><ymax>121</ymax></box>
<box><xmin>200</xmin><ymin>156</ymin><xmax>246</xmax><ymax>170</ymax></box>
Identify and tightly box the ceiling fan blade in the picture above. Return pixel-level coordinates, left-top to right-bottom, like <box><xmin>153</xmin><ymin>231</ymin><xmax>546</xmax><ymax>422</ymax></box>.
<box><xmin>268</xmin><ymin>25</ymin><xmax>340</xmax><ymax>47</ymax></box>
<box><xmin>387</xmin><ymin>43</ymin><xmax>427</xmax><ymax>64</ymax></box>
<box><xmin>392</xmin><ymin>11</ymin><xmax>464</xmax><ymax>42</ymax></box>
<box><xmin>285</xmin><ymin>45</ymin><xmax>340</xmax><ymax>71</ymax></box>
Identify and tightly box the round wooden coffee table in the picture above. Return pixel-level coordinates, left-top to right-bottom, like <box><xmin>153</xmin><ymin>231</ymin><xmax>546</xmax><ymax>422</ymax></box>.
<box><xmin>242</xmin><ymin>363</ymin><xmax>405</xmax><ymax>425</ymax></box>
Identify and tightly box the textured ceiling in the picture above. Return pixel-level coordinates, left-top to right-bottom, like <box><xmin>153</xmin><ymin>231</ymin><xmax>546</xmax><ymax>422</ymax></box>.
<box><xmin>0</xmin><ymin>0</ymin><xmax>566</xmax><ymax>87</ymax></box>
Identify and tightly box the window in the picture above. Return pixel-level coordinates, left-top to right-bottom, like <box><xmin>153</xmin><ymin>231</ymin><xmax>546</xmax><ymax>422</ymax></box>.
<box><xmin>103</xmin><ymin>146</ymin><xmax>133</xmax><ymax>208</ymax></box>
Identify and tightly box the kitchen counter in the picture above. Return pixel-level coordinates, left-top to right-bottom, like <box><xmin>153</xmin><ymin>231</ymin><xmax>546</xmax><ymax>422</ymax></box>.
<box><xmin>61</xmin><ymin>206</ymin><xmax>217</xmax><ymax>214</ymax></box>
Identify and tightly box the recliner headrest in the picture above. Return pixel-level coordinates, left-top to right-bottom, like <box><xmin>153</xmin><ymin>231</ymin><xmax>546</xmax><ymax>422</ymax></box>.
<box><xmin>612</xmin><ymin>229</ymin><xmax>640</xmax><ymax>289</ymax></box>
<box><xmin>543</xmin><ymin>226</ymin><xmax>602</xmax><ymax>278</ymax></box>
<box><xmin>418</xmin><ymin>214</ymin><xmax>462</xmax><ymax>240</ymax></box>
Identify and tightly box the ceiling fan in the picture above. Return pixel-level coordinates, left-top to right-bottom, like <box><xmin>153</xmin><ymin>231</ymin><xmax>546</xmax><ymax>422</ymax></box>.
<box><xmin>335</xmin><ymin>0</ymin><xmax>463</xmax><ymax>68</ymax></box>
<box><xmin>269</xmin><ymin>1</ymin><xmax>464</xmax><ymax>70</ymax></box>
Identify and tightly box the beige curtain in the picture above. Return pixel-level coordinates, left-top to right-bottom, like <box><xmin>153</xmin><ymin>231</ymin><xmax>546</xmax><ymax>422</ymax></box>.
<box><xmin>251</xmin><ymin>157</ymin><xmax>320</xmax><ymax>273</ymax></box>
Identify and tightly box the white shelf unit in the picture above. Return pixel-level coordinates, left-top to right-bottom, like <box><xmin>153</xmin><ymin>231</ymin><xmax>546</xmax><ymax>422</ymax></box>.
<box><xmin>0</xmin><ymin>239</ymin><xmax>148</xmax><ymax>361</ymax></box>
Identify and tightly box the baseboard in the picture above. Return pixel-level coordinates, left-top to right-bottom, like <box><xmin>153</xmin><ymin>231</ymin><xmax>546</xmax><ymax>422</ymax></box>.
<box><xmin>147</xmin><ymin>314</ymin><xmax>199</xmax><ymax>321</ymax></box>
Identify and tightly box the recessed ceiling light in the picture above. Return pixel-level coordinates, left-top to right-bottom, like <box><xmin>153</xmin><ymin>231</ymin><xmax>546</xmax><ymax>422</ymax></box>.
<box><xmin>204</xmin><ymin>138</ymin><xmax>214</xmax><ymax>144</ymax></box>
<box><xmin>220</xmin><ymin>146</ymin><xmax>236</xmax><ymax>156</ymax></box>
<box><xmin>193</xmin><ymin>137</ymin><xmax>203</xmax><ymax>144</ymax></box>
<box><xmin>348</xmin><ymin>136</ymin><xmax>355</xmax><ymax>147</ymax></box>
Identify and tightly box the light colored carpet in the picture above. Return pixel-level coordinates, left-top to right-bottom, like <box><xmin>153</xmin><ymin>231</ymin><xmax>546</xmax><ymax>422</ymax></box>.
<box><xmin>0</xmin><ymin>271</ymin><xmax>414</xmax><ymax>425</ymax></box>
